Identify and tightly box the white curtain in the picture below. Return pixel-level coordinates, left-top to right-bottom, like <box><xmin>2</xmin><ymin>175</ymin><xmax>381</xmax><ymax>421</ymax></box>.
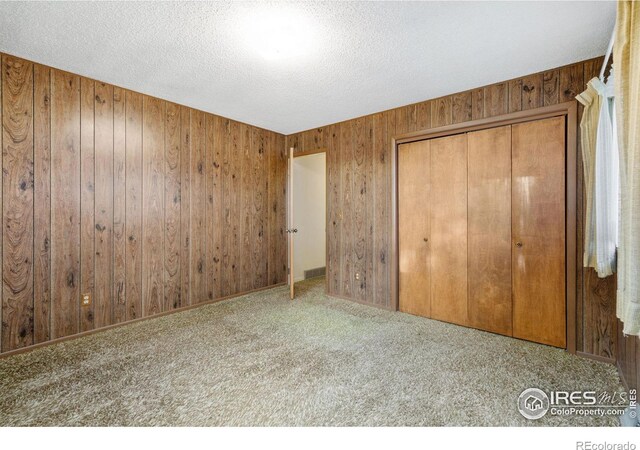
<box><xmin>577</xmin><ymin>78</ymin><xmax>619</xmax><ymax>278</ymax></box>
<box><xmin>576</xmin><ymin>81</ymin><xmax>600</xmax><ymax>271</ymax></box>
<box><xmin>594</xmin><ymin>76</ymin><xmax>619</xmax><ymax>277</ymax></box>
<box><xmin>614</xmin><ymin>0</ymin><xmax>640</xmax><ymax>336</ymax></box>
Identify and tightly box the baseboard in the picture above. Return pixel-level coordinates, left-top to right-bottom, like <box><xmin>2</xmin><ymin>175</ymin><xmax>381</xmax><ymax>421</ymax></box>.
<box><xmin>616</xmin><ymin>361</ymin><xmax>631</xmax><ymax>391</ymax></box>
<box><xmin>575</xmin><ymin>351</ymin><xmax>616</xmax><ymax>365</ymax></box>
<box><xmin>304</xmin><ymin>266</ymin><xmax>326</xmax><ymax>279</ymax></box>
<box><xmin>0</xmin><ymin>281</ymin><xmax>287</xmax><ymax>359</ymax></box>
<box><xmin>325</xmin><ymin>291</ymin><xmax>395</xmax><ymax>311</ymax></box>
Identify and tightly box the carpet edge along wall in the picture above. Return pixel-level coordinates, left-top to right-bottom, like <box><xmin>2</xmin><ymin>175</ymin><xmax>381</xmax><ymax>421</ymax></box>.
<box><xmin>286</xmin><ymin>56</ymin><xmax>628</xmax><ymax>368</ymax></box>
<box><xmin>0</xmin><ymin>52</ymin><xmax>288</xmax><ymax>354</ymax></box>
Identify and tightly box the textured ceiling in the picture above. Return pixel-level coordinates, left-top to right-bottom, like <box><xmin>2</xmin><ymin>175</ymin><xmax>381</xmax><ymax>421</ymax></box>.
<box><xmin>0</xmin><ymin>1</ymin><xmax>615</xmax><ymax>134</ymax></box>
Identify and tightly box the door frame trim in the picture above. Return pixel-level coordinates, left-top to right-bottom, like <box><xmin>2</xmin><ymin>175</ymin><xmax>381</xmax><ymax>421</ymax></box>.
<box><xmin>390</xmin><ymin>101</ymin><xmax>578</xmax><ymax>353</ymax></box>
<box><xmin>290</xmin><ymin>147</ymin><xmax>329</xmax><ymax>296</ymax></box>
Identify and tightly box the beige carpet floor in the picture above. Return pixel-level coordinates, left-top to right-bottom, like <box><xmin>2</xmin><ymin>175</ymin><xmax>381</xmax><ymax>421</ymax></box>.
<box><xmin>0</xmin><ymin>278</ymin><xmax>624</xmax><ymax>426</ymax></box>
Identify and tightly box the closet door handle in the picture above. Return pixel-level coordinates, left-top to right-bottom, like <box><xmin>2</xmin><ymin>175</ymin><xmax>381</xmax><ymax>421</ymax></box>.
<box><xmin>423</xmin><ymin>238</ymin><xmax>428</xmax><ymax>242</ymax></box>
<box><xmin>516</xmin><ymin>242</ymin><xmax>523</xmax><ymax>248</ymax></box>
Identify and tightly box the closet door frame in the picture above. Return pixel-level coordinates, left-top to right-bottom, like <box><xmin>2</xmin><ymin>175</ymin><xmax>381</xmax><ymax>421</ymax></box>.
<box><xmin>390</xmin><ymin>101</ymin><xmax>578</xmax><ymax>353</ymax></box>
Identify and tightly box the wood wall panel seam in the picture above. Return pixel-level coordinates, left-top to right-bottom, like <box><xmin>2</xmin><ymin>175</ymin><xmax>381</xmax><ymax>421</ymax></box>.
<box><xmin>164</xmin><ymin>102</ymin><xmax>181</xmax><ymax>310</ymax></box>
<box><xmin>79</xmin><ymin>77</ymin><xmax>95</xmax><ymax>332</ymax></box>
<box><xmin>205</xmin><ymin>114</ymin><xmax>215</xmax><ymax>300</ymax></box>
<box><xmin>522</xmin><ymin>74</ymin><xmax>543</xmax><ymax>110</ymax></box>
<box><xmin>543</xmin><ymin>70</ymin><xmax>559</xmax><ymax>106</ymax></box>
<box><xmin>94</xmin><ymin>81</ymin><xmax>114</xmax><ymax>328</ymax></box>
<box><xmin>113</xmin><ymin>88</ymin><xmax>127</xmax><ymax>323</ymax></box>
<box><xmin>33</xmin><ymin>63</ymin><xmax>51</xmax><ymax>343</ymax></box>
<box><xmin>179</xmin><ymin>106</ymin><xmax>191</xmax><ymax>307</ymax></box>
<box><xmin>508</xmin><ymin>79</ymin><xmax>523</xmax><ymax>113</ymax></box>
<box><xmin>126</xmin><ymin>91</ymin><xmax>143</xmax><ymax>320</ymax></box>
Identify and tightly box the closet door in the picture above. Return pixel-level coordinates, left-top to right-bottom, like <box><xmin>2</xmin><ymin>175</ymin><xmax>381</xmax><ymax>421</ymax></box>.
<box><xmin>430</xmin><ymin>134</ymin><xmax>468</xmax><ymax>326</ymax></box>
<box><xmin>512</xmin><ymin>116</ymin><xmax>566</xmax><ymax>348</ymax></box>
<box><xmin>467</xmin><ymin>126</ymin><xmax>512</xmax><ymax>335</ymax></box>
<box><xmin>398</xmin><ymin>141</ymin><xmax>431</xmax><ymax>317</ymax></box>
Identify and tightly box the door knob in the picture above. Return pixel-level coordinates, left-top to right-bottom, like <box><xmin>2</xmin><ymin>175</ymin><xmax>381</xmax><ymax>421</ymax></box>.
<box><xmin>423</xmin><ymin>238</ymin><xmax>428</xmax><ymax>242</ymax></box>
<box><xmin>516</xmin><ymin>242</ymin><xmax>523</xmax><ymax>248</ymax></box>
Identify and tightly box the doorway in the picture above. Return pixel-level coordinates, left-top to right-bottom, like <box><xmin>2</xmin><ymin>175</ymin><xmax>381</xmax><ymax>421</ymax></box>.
<box><xmin>288</xmin><ymin>150</ymin><xmax>327</xmax><ymax>298</ymax></box>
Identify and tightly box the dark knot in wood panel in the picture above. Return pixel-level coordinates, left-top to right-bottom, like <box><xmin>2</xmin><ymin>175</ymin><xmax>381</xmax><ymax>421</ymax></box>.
<box><xmin>66</xmin><ymin>271</ymin><xmax>75</xmax><ymax>288</ymax></box>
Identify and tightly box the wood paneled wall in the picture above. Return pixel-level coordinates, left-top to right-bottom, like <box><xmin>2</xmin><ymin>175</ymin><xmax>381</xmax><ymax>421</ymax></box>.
<box><xmin>0</xmin><ymin>48</ymin><xmax>632</xmax><ymax>380</ymax></box>
<box><xmin>617</xmin><ymin>323</ymin><xmax>639</xmax><ymax>391</ymax></box>
<box><xmin>287</xmin><ymin>56</ymin><xmax>621</xmax><ymax>363</ymax></box>
<box><xmin>0</xmin><ymin>52</ymin><xmax>287</xmax><ymax>354</ymax></box>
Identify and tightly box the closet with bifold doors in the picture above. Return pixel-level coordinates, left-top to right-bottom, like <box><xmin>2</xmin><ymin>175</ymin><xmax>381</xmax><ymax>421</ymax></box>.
<box><xmin>398</xmin><ymin>115</ymin><xmax>567</xmax><ymax>348</ymax></box>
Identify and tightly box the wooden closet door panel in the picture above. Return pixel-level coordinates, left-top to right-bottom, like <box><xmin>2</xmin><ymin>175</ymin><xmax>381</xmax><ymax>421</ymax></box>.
<box><xmin>512</xmin><ymin>116</ymin><xmax>566</xmax><ymax>348</ymax></box>
<box><xmin>430</xmin><ymin>134</ymin><xmax>468</xmax><ymax>325</ymax></box>
<box><xmin>467</xmin><ymin>125</ymin><xmax>512</xmax><ymax>336</ymax></box>
<box><xmin>398</xmin><ymin>141</ymin><xmax>431</xmax><ymax>317</ymax></box>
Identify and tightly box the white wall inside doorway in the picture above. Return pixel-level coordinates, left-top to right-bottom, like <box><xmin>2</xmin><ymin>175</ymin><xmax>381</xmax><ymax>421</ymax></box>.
<box><xmin>292</xmin><ymin>152</ymin><xmax>326</xmax><ymax>281</ymax></box>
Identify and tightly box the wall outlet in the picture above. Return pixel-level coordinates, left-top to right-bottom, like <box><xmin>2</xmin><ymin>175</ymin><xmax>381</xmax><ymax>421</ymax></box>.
<box><xmin>81</xmin><ymin>293</ymin><xmax>91</xmax><ymax>307</ymax></box>
<box><xmin>355</xmin><ymin>273</ymin><xmax>360</xmax><ymax>280</ymax></box>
